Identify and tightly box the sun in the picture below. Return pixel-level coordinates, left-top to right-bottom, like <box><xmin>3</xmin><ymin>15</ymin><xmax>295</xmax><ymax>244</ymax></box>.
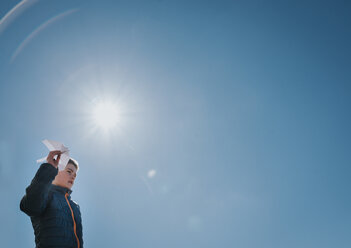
<box><xmin>92</xmin><ymin>101</ymin><xmax>119</xmax><ymax>130</ymax></box>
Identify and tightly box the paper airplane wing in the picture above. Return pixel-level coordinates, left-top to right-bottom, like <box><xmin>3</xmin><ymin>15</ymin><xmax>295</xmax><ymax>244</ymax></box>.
<box><xmin>43</xmin><ymin>139</ymin><xmax>61</xmax><ymax>151</ymax></box>
<box><xmin>58</xmin><ymin>153</ymin><xmax>70</xmax><ymax>171</ymax></box>
<box><xmin>37</xmin><ymin>139</ymin><xmax>71</xmax><ymax>171</ymax></box>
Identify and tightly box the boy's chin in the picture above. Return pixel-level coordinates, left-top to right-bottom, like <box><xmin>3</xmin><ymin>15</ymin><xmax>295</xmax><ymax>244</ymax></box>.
<box><xmin>62</xmin><ymin>182</ymin><xmax>73</xmax><ymax>189</ymax></box>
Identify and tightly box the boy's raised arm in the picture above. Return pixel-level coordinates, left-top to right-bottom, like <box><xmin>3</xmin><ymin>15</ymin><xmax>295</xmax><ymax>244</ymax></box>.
<box><xmin>20</xmin><ymin>151</ymin><xmax>61</xmax><ymax>217</ymax></box>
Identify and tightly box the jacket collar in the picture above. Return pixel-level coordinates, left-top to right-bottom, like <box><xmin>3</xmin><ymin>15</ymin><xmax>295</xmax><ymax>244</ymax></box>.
<box><xmin>51</xmin><ymin>184</ymin><xmax>72</xmax><ymax>195</ymax></box>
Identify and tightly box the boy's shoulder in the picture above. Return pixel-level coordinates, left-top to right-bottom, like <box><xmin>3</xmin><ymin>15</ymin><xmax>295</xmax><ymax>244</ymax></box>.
<box><xmin>71</xmin><ymin>199</ymin><xmax>80</xmax><ymax>208</ymax></box>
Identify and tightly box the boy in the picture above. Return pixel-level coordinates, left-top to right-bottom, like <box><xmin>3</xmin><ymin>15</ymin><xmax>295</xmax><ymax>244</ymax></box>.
<box><xmin>20</xmin><ymin>150</ymin><xmax>83</xmax><ymax>248</ymax></box>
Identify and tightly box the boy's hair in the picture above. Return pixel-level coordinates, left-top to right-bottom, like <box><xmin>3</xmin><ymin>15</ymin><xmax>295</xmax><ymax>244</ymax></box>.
<box><xmin>68</xmin><ymin>158</ymin><xmax>79</xmax><ymax>171</ymax></box>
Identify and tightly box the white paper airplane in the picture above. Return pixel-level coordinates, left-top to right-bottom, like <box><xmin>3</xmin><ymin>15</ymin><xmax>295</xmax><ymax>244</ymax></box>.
<box><xmin>36</xmin><ymin>139</ymin><xmax>70</xmax><ymax>171</ymax></box>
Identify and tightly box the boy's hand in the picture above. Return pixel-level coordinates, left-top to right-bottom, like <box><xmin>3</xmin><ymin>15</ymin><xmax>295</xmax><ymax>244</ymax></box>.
<box><xmin>46</xmin><ymin>150</ymin><xmax>61</xmax><ymax>168</ymax></box>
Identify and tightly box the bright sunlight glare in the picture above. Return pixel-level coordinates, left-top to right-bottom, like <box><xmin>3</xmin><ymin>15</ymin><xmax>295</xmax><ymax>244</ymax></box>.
<box><xmin>92</xmin><ymin>101</ymin><xmax>119</xmax><ymax>130</ymax></box>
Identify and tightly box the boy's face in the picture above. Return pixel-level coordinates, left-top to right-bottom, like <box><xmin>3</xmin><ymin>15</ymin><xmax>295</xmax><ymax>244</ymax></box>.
<box><xmin>52</xmin><ymin>163</ymin><xmax>77</xmax><ymax>189</ymax></box>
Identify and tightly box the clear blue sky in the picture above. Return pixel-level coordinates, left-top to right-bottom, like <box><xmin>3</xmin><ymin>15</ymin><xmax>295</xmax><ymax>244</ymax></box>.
<box><xmin>0</xmin><ymin>0</ymin><xmax>350</xmax><ymax>247</ymax></box>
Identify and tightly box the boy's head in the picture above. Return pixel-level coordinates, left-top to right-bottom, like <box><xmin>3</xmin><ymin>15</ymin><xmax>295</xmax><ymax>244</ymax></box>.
<box><xmin>52</xmin><ymin>159</ymin><xmax>79</xmax><ymax>189</ymax></box>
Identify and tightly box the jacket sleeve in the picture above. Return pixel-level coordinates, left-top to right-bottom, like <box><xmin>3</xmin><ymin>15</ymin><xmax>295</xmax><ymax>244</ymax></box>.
<box><xmin>77</xmin><ymin>204</ymin><xmax>84</xmax><ymax>248</ymax></box>
<box><xmin>20</xmin><ymin>163</ymin><xmax>58</xmax><ymax>217</ymax></box>
<box><xmin>79</xmin><ymin>205</ymin><xmax>84</xmax><ymax>248</ymax></box>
